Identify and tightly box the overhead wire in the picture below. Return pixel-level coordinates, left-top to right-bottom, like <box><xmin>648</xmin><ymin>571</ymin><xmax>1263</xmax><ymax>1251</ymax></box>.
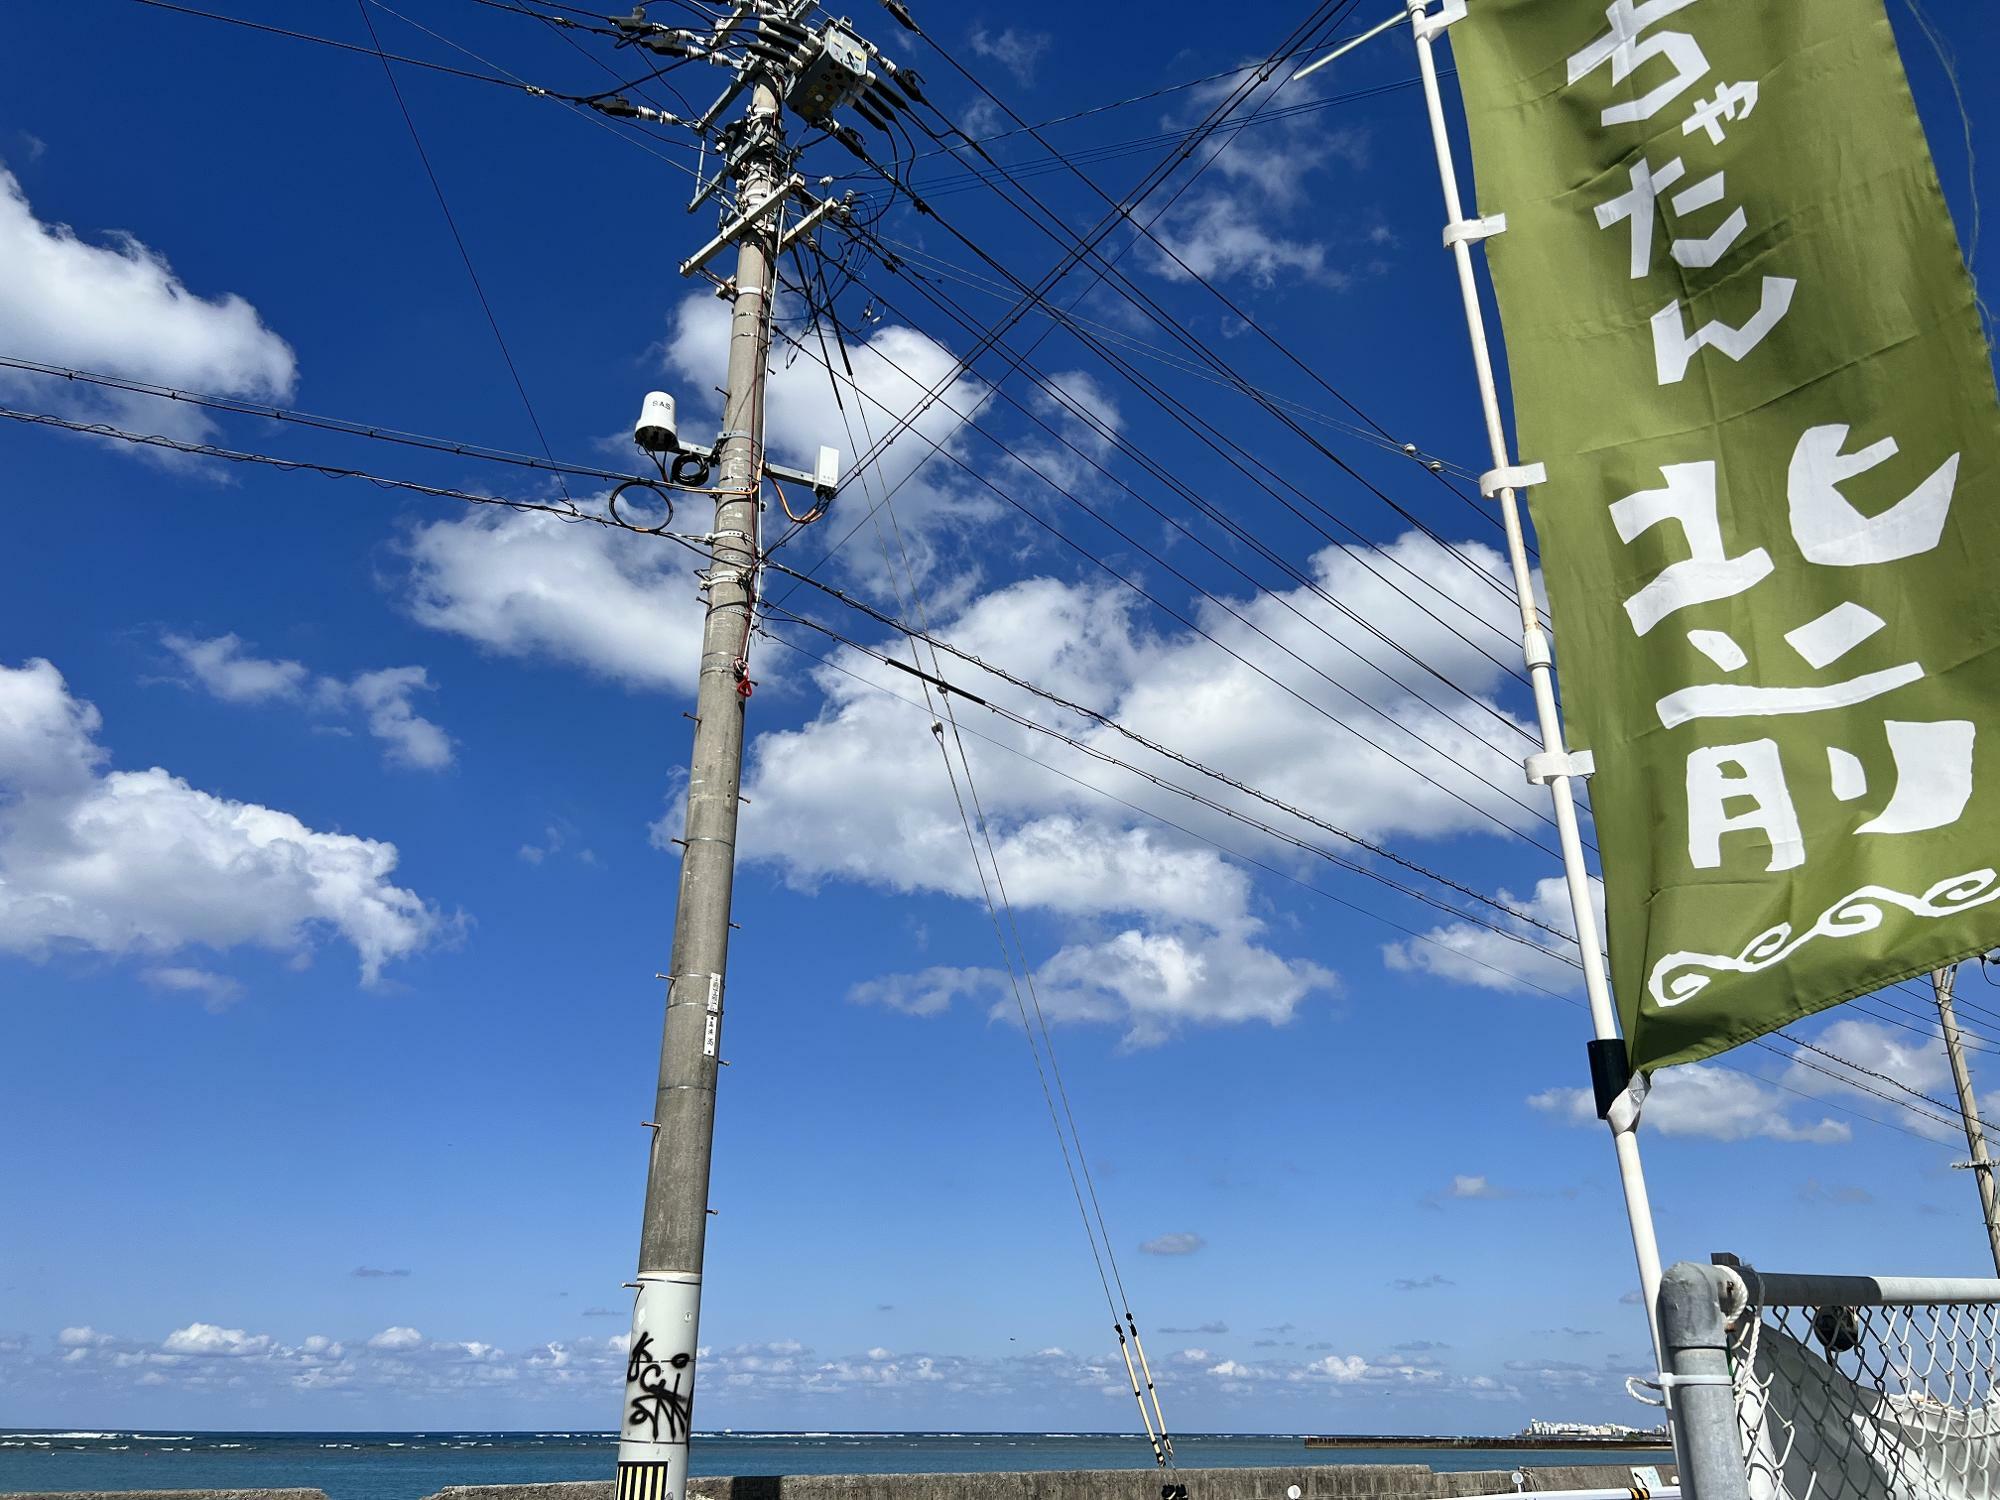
<box><xmin>355</xmin><ymin>0</ymin><xmax>574</xmax><ymax>504</ymax></box>
<box><xmin>755</xmin><ymin>294</ymin><xmax>1565</xmax><ymax>851</ymax></box>
<box><xmin>374</xmin><ymin>0</ymin><xmax>705</xmax><ymax>175</ymax></box>
<box><xmin>0</xmin><ymin>355</ymin><xmax>656</xmax><ymax>484</ymax></box>
<box><xmin>755</xmin><ymin>598</ymin><xmax>1992</xmax><ymax>1149</ymax></box>
<box><xmin>829</xmin><ymin>100</ymin><xmax>1544</xmax><ymax>676</ymax></box>
<box><xmin>781</xmin><ymin>250</ymin><xmax>1565</xmax><ymax>936</ymax></box>
<box><xmin>809</xmin><ymin>254</ymin><xmax>1176</xmax><ymax>1466</ymax></box>
<box><xmin>781</xmin><ymin>253</ymin><xmax>1538</xmax><ymax>742</ymax></box>
<box><xmin>1</xmin><ymin>394</ymin><xmax>1567</xmax><ymax>952</ymax></box>
<box><xmin>121</xmin><ymin>0</ymin><xmax>614</xmax><ymax>97</ymax></box>
<box><xmin>896</xmin><ymin>11</ymin><xmax>1528</xmax><ymax>581</ymax></box>
<box><xmin>765</xmin><ymin>623</ymin><xmax>1966</xmax><ymax>1156</ymax></box>
<box><xmin>843</xmin><ymin>211</ymin><xmax>1537</xmax><ymax>665</ymax></box>
<box><xmin>873</xmin><ymin>231</ymin><xmax>1478</xmax><ymax>479</ymax></box>
<box><xmin>7</xmin><ymin>398</ymin><xmax>1982</xmax><ymax>1147</ymax></box>
<box><xmin>760</xmin><ymin>597</ymin><xmax>1574</xmax><ymax>955</ymax></box>
<box><xmin>840</xmin><ymin>53</ymin><xmax>1528</xmax><ymax>629</ymax></box>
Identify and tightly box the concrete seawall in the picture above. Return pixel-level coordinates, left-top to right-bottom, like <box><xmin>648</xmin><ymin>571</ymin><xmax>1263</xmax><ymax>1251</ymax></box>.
<box><xmin>1</xmin><ymin>1465</ymin><xmax>1677</xmax><ymax>1500</ymax></box>
<box><xmin>435</xmin><ymin>1462</ymin><xmax>1675</xmax><ymax>1500</ymax></box>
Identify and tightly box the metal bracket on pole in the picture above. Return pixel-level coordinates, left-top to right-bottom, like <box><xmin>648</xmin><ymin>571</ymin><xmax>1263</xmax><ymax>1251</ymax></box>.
<box><xmin>1412</xmin><ymin>0</ymin><xmax>1468</xmax><ymax>44</ymax></box>
<box><xmin>1480</xmin><ymin>461</ymin><xmax>1546</xmax><ymax>496</ymax></box>
<box><xmin>681</xmin><ymin>174</ymin><xmax>808</xmax><ymax>278</ymax></box>
<box><xmin>1442</xmin><ymin>212</ymin><xmax>1507</xmax><ymax>248</ymax></box>
<box><xmin>1524</xmin><ymin>748</ymin><xmax>1596</xmax><ymax>785</ymax></box>
<box><xmin>775</xmin><ymin>191</ymin><xmax>850</xmax><ymax>257</ymax></box>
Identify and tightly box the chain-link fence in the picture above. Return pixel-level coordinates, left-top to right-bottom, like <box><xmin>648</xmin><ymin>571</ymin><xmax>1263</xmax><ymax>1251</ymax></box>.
<box><xmin>1656</xmin><ymin>1259</ymin><xmax>2000</xmax><ymax>1500</ymax></box>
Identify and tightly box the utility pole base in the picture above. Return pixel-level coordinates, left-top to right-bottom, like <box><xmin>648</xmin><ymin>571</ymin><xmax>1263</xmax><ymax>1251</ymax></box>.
<box><xmin>615</xmin><ymin>1464</ymin><xmax>674</xmax><ymax>1500</ymax></box>
<box><xmin>617</xmin><ymin>1271</ymin><xmax>704</xmax><ymax>1500</ymax></box>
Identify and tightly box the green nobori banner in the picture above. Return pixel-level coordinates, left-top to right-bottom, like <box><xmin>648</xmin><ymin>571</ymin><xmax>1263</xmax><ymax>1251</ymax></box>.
<box><xmin>1450</xmin><ymin>0</ymin><xmax>2000</xmax><ymax>1070</ymax></box>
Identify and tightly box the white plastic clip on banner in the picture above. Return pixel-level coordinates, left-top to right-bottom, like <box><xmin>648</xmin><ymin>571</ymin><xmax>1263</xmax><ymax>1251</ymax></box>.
<box><xmin>1524</xmin><ymin>749</ymin><xmax>1597</xmax><ymax>786</ymax></box>
<box><xmin>1442</xmin><ymin>212</ymin><xmax>1508</xmax><ymax>248</ymax></box>
<box><xmin>1412</xmin><ymin>0</ymin><xmax>1468</xmax><ymax>43</ymax></box>
<box><xmin>1480</xmin><ymin>461</ymin><xmax>1547</xmax><ymax>496</ymax></box>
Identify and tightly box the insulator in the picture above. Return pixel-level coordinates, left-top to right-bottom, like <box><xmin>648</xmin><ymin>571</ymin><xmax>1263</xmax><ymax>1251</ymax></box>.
<box><xmin>893</xmin><ymin>67</ymin><xmax>926</xmax><ymax>104</ymax></box>
<box><xmin>853</xmin><ymin>94</ymin><xmax>892</xmax><ymax>129</ymax></box>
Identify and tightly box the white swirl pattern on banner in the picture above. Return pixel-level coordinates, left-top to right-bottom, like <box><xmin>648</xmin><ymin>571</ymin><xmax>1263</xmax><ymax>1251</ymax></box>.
<box><xmin>1648</xmin><ymin>869</ymin><xmax>2000</xmax><ymax>1007</ymax></box>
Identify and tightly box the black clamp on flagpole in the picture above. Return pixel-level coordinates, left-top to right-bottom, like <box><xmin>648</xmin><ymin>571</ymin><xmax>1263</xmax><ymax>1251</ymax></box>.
<box><xmin>1588</xmin><ymin>1037</ymin><xmax>1633</xmax><ymax>1121</ymax></box>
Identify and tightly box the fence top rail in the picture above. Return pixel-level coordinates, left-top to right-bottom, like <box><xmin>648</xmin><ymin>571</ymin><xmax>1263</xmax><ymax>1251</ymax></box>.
<box><xmin>1738</xmin><ymin>1263</ymin><xmax>2000</xmax><ymax>1308</ymax></box>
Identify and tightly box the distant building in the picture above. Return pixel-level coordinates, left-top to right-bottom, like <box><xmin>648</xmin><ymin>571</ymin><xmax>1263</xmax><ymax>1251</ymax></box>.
<box><xmin>1520</xmin><ymin>1419</ymin><xmax>1670</xmax><ymax>1441</ymax></box>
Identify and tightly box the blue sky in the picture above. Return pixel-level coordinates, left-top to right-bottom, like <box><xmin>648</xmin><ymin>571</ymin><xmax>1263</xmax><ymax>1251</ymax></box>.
<box><xmin>0</xmin><ymin>0</ymin><xmax>1996</xmax><ymax>1439</ymax></box>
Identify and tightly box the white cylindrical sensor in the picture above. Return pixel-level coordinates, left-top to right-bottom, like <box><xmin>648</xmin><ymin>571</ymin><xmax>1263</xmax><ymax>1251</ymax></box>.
<box><xmin>635</xmin><ymin>391</ymin><xmax>679</xmax><ymax>453</ymax></box>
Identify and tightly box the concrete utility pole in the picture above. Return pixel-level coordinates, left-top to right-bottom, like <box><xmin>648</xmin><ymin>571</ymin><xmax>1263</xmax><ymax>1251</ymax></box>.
<box><xmin>617</xmin><ymin>71</ymin><xmax>785</xmax><ymax>1500</ymax></box>
<box><xmin>1933</xmin><ymin>963</ymin><xmax>2000</xmax><ymax>1277</ymax></box>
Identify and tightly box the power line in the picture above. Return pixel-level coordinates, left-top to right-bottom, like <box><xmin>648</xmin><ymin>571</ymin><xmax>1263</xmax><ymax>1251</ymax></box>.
<box><xmin>122</xmin><ymin>0</ymin><xmax>606</xmax><ymax>97</ymax></box>
<box><xmin>0</xmin><ymin>355</ymin><xmax>654</xmax><ymax>484</ymax></box>
<box><xmin>0</xmin><ymin>398</ymin><xmax>1557</xmax><ymax>941</ymax></box>
<box><xmin>770</xmin><ymin>265</ymin><xmax>1538</xmax><ymax>754</ymax></box>
<box><xmin>355</xmin><ymin>0</ymin><xmax>573</xmax><ymax>503</ymax></box>
<box><xmin>380</xmin><ymin>0</ymin><xmax>706</xmax><ymax>179</ymax></box>
<box><xmin>831</xmin><ymin>325</ymin><xmax>1176</xmax><ymax>1462</ymax></box>
<box><xmin>873</xmin><ymin>231</ymin><xmax>1480</xmax><ymax>480</ymax></box>
<box><xmin>759</xmin><ymin>598</ymin><xmax>1576</xmax><ymax>954</ymax></box>
<box><xmin>899</xmin><ymin>12</ymin><xmax>1530</xmax><ymax>586</ymax></box>
<box><xmin>786</xmin><ymin>255</ymin><xmax>1536</xmax><ymax>726</ymax></box>
<box><xmin>836</xmin><ymin>125</ymin><xmax>1545</xmax><ymax>669</ymax></box>
<box><xmin>760</xmin><ymin>628</ymin><xmax>1579</xmax><ymax>992</ymax></box>
<box><xmin>18</xmin><ymin>398</ymin><xmax>1972</xmax><ymax>1145</ymax></box>
<box><xmin>758</xmin><ymin>624</ymin><xmax>1969</xmax><ymax>1152</ymax></box>
<box><xmin>757</xmin><ymin>309</ymin><xmax>1565</xmax><ymax>851</ymax></box>
<box><xmin>0</xmin><ymin>406</ymin><xmax>695</xmax><ymax>531</ymax></box>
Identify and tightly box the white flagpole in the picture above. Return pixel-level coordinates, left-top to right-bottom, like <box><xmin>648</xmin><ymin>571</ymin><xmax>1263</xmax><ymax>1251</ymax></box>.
<box><xmin>1401</xmin><ymin>0</ymin><xmax>1669</xmax><ymax>1358</ymax></box>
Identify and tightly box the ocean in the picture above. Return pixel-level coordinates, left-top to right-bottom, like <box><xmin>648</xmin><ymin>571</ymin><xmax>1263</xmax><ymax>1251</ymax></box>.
<box><xmin>0</xmin><ymin>1432</ymin><xmax>1671</xmax><ymax>1500</ymax></box>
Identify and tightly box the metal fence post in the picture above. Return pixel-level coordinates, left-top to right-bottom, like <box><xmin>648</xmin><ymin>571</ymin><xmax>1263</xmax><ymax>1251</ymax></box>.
<box><xmin>1657</xmin><ymin>1262</ymin><xmax>1751</xmax><ymax>1500</ymax></box>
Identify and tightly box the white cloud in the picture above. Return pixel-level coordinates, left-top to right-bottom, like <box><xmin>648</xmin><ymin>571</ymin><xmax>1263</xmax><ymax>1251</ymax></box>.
<box><xmin>1780</xmin><ymin>1018</ymin><xmax>1956</xmax><ymax>1141</ymax></box>
<box><xmin>0</xmin><ymin>659</ymin><xmax>440</xmax><ymax>982</ymax></box>
<box><xmin>142</xmin><ymin>965</ymin><xmax>244</xmax><ymax>1010</ymax></box>
<box><xmin>1139</xmin><ymin>1231</ymin><xmax>1205</xmax><ymax>1256</ymax></box>
<box><xmin>1382</xmin><ymin>874</ymin><xmax>1595</xmax><ymax>996</ymax></box>
<box><xmin>162</xmin><ymin>1323</ymin><xmax>273</xmax><ymax>1357</ymax></box>
<box><xmin>402</xmin><ymin>503</ymin><xmax>704</xmax><ymax>692</ymax></box>
<box><xmin>367</xmin><ymin>1326</ymin><xmax>425</xmax><ymax>1351</ymax></box>
<box><xmin>162</xmin><ymin>633</ymin><xmax>307</xmax><ymax>704</ymax></box>
<box><xmin>1152</xmin><ymin>194</ymin><xmax>1342</xmax><ymax>290</ymax></box>
<box><xmin>1530</xmin><ymin>1063</ymin><xmax>1850</xmax><ymax>1145</ymax></box>
<box><xmin>748</xmin><ymin>538</ymin><xmax>1527</xmax><ymax>1044</ymax></box>
<box><xmin>57</xmin><ymin>1326</ymin><xmax>112</xmax><ymax>1348</ymax></box>
<box><xmin>849</xmin><ymin>965</ymin><xmax>1002</xmax><ymax>1018</ymax></box>
<box><xmin>1145</xmin><ymin>69</ymin><xmax>1373</xmax><ymax>289</ymax></box>
<box><xmin>671</xmin><ymin>294</ymin><xmax>994</xmax><ymax>595</ymax></box>
<box><xmin>332</xmin><ymin>667</ymin><xmax>452</xmax><ymax>770</ymax></box>
<box><xmin>1029</xmin><ymin>928</ymin><xmax>1332</xmax><ymax>1048</ymax></box>
<box><xmin>165</xmin><ymin>634</ymin><xmax>453</xmax><ymax>771</ymax></box>
<box><xmin>0</xmin><ymin>1324</ymin><xmax>1543</xmax><ymax>1412</ymax></box>
<box><xmin>1447</xmin><ymin>1174</ymin><xmax>1506</xmax><ymax>1200</ymax></box>
<box><xmin>0</xmin><ymin>165</ymin><xmax>294</xmax><ymax>444</ymax></box>
<box><xmin>967</xmin><ymin>26</ymin><xmax>1052</xmax><ymax>86</ymax></box>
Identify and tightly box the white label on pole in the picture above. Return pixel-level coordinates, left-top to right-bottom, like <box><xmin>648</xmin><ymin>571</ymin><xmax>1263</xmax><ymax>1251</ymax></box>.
<box><xmin>617</xmin><ymin>1272</ymin><xmax>702</xmax><ymax>1500</ymax></box>
<box><xmin>705</xmin><ymin>974</ymin><xmax>722</xmax><ymax>1013</ymax></box>
<box><xmin>702</xmin><ymin>1015</ymin><xmax>718</xmax><ymax>1058</ymax></box>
